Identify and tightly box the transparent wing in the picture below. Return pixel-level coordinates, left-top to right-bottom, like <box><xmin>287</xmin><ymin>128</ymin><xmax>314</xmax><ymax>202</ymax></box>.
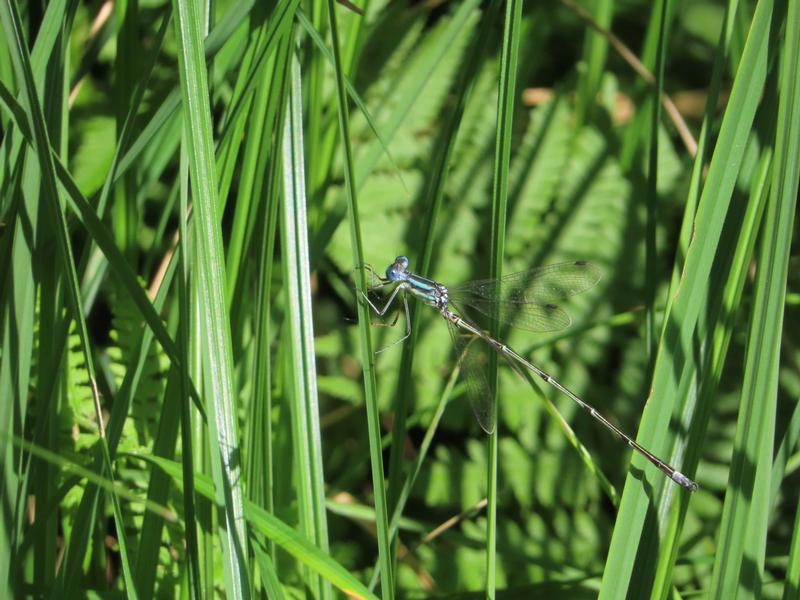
<box><xmin>459</xmin><ymin>297</ymin><xmax>572</xmax><ymax>332</ymax></box>
<box><xmin>450</xmin><ymin>261</ymin><xmax>601</xmax><ymax>304</ymax></box>
<box><xmin>446</xmin><ymin>317</ymin><xmax>495</xmax><ymax>434</ymax></box>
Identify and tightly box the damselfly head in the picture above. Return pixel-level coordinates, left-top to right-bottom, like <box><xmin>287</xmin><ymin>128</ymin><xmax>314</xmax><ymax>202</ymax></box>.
<box><xmin>386</xmin><ymin>256</ymin><xmax>410</xmax><ymax>281</ymax></box>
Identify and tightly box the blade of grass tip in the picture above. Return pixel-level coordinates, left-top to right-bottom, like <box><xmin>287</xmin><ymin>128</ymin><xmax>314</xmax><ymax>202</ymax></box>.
<box><xmin>281</xmin><ymin>50</ymin><xmax>332</xmax><ymax>600</ymax></box>
<box><xmin>325</xmin><ymin>1</ymin><xmax>394</xmax><ymax>597</ymax></box>
<box><xmin>710</xmin><ymin>3</ymin><xmax>800</xmax><ymax>596</ymax></box>
<box><xmin>385</xmin><ymin>0</ymin><xmax>501</xmax><ymax>545</ymax></box>
<box><xmin>486</xmin><ymin>1</ymin><xmax>522</xmax><ymax>596</ymax></box>
<box><xmin>599</xmin><ymin>0</ymin><xmax>776</xmax><ymax>597</ymax></box>
<box><xmin>644</xmin><ymin>0</ymin><xmax>670</xmax><ymax>365</ymax></box>
<box><xmin>171</xmin><ymin>0</ymin><xmax>251</xmax><ymax>596</ymax></box>
<box><xmin>0</xmin><ymin>2</ymin><xmax>139</xmax><ymax>596</ymax></box>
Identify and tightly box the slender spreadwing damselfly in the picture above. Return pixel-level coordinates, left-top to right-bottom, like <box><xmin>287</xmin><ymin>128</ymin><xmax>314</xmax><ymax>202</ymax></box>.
<box><xmin>359</xmin><ymin>255</ymin><xmax>698</xmax><ymax>492</ymax></box>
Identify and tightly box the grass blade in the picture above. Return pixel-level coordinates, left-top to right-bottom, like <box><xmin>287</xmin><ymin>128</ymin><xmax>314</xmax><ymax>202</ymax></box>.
<box><xmin>710</xmin><ymin>1</ymin><xmax>800</xmax><ymax>595</ymax></box>
<box><xmin>280</xmin><ymin>50</ymin><xmax>332</xmax><ymax>599</ymax></box>
<box><xmin>600</xmin><ymin>0</ymin><xmax>776</xmax><ymax>596</ymax></box>
<box><xmin>171</xmin><ymin>0</ymin><xmax>250</xmax><ymax>595</ymax></box>
<box><xmin>326</xmin><ymin>1</ymin><xmax>394</xmax><ymax>596</ymax></box>
<box><xmin>486</xmin><ymin>1</ymin><xmax>522</xmax><ymax>596</ymax></box>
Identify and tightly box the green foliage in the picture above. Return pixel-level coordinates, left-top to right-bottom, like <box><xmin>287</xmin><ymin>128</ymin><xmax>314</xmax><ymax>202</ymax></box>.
<box><xmin>1</xmin><ymin>0</ymin><xmax>799</xmax><ymax>598</ymax></box>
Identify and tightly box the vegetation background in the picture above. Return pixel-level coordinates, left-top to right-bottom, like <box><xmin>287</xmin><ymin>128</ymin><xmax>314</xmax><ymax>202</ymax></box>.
<box><xmin>1</xmin><ymin>0</ymin><xmax>799</xmax><ymax>597</ymax></box>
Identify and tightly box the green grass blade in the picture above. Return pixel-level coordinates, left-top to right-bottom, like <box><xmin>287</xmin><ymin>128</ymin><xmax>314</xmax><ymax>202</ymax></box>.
<box><xmin>0</xmin><ymin>0</ymin><xmax>69</xmax><ymax>198</ymax></box>
<box><xmin>251</xmin><ymin>537</ymin><xmax>285</xmax><ymax>600</ymax></box>
<box><xmin>486</xmin><ymin>1</ymin><xmax>522</xmax><ymax>596</ymax></box>
<box><xmin>280</xmin><ymin>50</ymin><xmax>332</xmax><ymax>599</ymax></box>
<box><xmin>296</xmin><ymin>8</ymin><xmax>404</xmax><ymax>192</ymax></box>
<box><xmin>326</xmin><ymin>1</ymin><xmax>394</xmax><ymax>597</ymax></box>
<box><xmin>650</xmin><ymin>144</ymin><xmax>772</xmax><ymax>600</ymax></box>
<box><xmin>643</xmin><ymin>0</ymin><xmax>670</xmax><ymax>360</ymax></box>
<box><xmin>383</xmin><ymin>0</ymin><xmax>501</xmax><ymax>564</ymax></box>
<box><xmin>116</xmin><ymin>1</ymin><xmax>296</xmax><ymax>189</ymax></box>
<box><xmin>668</xmin><ymin>0</ymin><xmax>739</xmax><ymax>291</ymax></box>
<box><xmin>244</xmin><ymin>37</ymin><xmax>292</xmax><ymax>585</ymax></box>
<box><xmin>710</xmin><ymin>1</ymin><xmax>800</xmax><ymax>595</ymax></box>
<box><xmin>171</xmin><ymin>0</ymin><xmax>250</xmax><ymax>595</ymax></box>
<box><xmin>599</xmin><ymin>0</ymin><xmax>776</xmax><ymax>596</ymax></box>
<box><xmin>223</xmin><ymin>23</ymin><xmax>281</xmax><ymax>309</ymax></box>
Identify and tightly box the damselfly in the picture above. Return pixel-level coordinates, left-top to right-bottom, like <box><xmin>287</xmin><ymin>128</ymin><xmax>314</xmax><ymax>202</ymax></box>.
<box><xmin>359</xmin><ymin>256</ymin><xmax>698</xmax><ymax>492</ymax></box>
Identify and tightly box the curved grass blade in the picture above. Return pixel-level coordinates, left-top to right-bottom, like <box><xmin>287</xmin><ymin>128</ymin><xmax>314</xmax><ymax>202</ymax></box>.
<box><xmin>136</xmin><ymin>454</ymin><xmax>379</xmax><ymax>600</ymax></box>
